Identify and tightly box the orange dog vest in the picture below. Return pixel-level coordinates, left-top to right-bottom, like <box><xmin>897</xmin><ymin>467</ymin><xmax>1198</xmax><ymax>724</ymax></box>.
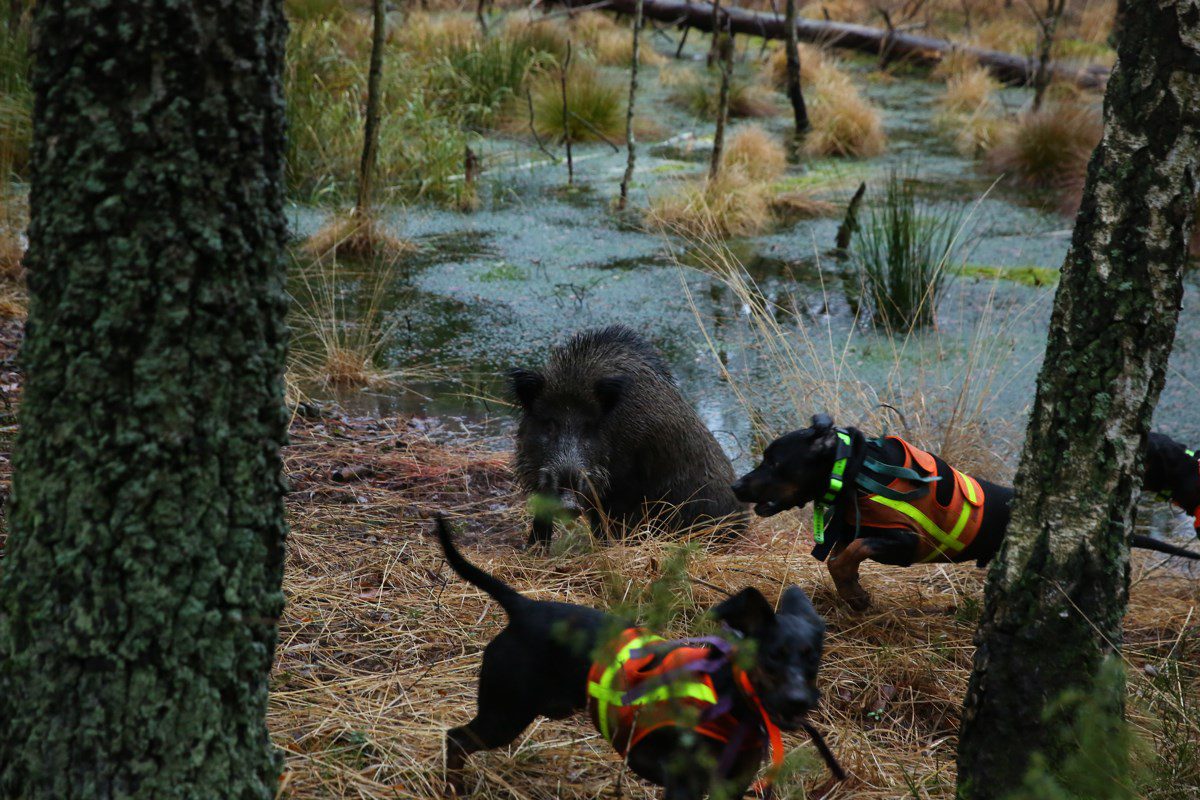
<box><xmin>586</xmin><ymin>628</ymin><xmax>783</xmax><ymax>790</ymax></box>
<box><xmin>845</xmin><ymin>436</ymin><xmax>986</xmax><ymax>563</ymax></box>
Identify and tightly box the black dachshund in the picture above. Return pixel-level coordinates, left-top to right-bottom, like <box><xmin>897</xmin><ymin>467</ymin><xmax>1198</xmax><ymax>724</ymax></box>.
<box><xmin>435</xmin><ymin>517</ymin><xmax>829</xmax><ymax>798</ymax></box>
<box><xmin>732</xmin><ymin>415</ymin><xmax>1200</xmax><ymax>610</ymax></box>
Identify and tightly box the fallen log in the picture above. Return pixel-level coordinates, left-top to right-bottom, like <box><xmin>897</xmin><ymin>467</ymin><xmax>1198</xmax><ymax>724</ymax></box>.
<box><xmin>553</xmin><ymin>0</ymin><xmax>1109</xmax><ymax>89</ymax></box>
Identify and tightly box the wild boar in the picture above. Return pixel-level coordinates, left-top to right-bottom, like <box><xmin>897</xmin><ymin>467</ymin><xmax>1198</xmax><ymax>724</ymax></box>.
<box><xmin>509</xmin><ymin>325</ymin><xmax>747</xmax><ymax>545</ymax></box>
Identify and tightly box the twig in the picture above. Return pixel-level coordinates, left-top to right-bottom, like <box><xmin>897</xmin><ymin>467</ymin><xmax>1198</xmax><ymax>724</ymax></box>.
<box><xmin>526</xmin><ymin>86</ymin><xmax>561</xmax><ymax>162</ymax></box>
<box><xmin>569</xmin><ymin>111</ymin><xmax>623</xmax><ymax>152</ymax></box>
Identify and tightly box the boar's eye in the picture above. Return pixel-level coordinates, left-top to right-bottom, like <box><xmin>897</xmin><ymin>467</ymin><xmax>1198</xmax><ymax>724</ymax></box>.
<box><xmin>594</xmin><ymin>376</ymin><xmax>628</xmax><ymax>414</ymax></box>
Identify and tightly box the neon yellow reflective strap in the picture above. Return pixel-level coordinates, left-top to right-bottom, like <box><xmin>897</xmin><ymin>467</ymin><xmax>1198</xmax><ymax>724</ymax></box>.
<box><xmin>588</xmin><ymin>634</ymin><xmax>661</xmax><ymax>742</ymax></box>
<box><xmin>628</xmin><ymin>681</ymin><xmax>718</xmax><ymax>708</ymax></box>
<box><xmin>812</xmin><ymin>505</ymin><xmax>827</xmax><ymax>544</ymax></box>
<box><xmin>868</xmin><ymin>495</ymin><xmax>969</xmax><ymax>561</ymax></box>
<box><xmin>587</xmin><ymin>635</ymin><xmax>718</xmax><ymax>744</ymax></box>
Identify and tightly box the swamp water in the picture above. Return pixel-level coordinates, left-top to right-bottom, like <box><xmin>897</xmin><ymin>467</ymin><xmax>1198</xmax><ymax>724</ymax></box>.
<box><xmin>287</xmin><ymin>50</ymin><xmax>1199</xmax><ymax>542</ymax></box>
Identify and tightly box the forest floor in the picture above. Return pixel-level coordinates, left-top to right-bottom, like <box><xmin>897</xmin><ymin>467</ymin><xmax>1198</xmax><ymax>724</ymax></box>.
<box><xmin>0</xmin><ymin>320</ymin><xmax>1195</xmax><ymax>799</ymax></box>
<box><xmin>272</xmin><ymin>406</ymin><xmax>1200</xmax><ymax>800</ymax></box>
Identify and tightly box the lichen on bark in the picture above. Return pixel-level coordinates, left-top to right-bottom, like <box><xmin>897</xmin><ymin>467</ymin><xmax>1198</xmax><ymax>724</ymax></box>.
<box><xmin>956</xmin><ymin>3</ymin><xmax>1200</xmax><ymax>798</ymax></box>
<box><xmin>0</xmin><ymin>1</ymin><xmax>290</xmax><ymax>797</ymax></box>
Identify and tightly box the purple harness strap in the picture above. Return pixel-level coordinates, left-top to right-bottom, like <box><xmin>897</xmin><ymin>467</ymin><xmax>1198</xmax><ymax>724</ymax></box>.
<box><xmin>617</xmin><ymin>634</ymin><xmax>770</xmax><ymax>784</ymax></box>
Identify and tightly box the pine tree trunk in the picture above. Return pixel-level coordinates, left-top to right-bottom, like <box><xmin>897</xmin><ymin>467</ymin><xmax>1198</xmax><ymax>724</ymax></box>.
<box><xmin>356</xmin><ymin>0</ymin><xmax>386</xmax><ymax>217</ymax></box>
<box><xmin>783</xmin><ymin>0</ymin><xmax>808</xmax><ymax>137</ymax></box>
<box><xmin>0</xmin><ymin>0</ymin><xmax>290</xmax><ymax>797</ymax></box>
<box><xmin>956</xmin><ymin>3</ymin><xmax>1200</xmax><ymax>797</ymax></box>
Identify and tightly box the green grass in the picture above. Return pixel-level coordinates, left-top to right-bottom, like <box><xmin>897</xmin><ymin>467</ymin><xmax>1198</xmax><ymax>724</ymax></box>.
<box><xmin>429</xmin><ymin>33</ymin><xmax>554</xmax><ymax>129</ymax></box>
<box><xmin>285</xmin><ymin>11</ymin><xmax>576</xmax><ymax>206</ymax></box>
<box><xmin>672</xmin><ymin>70</ymin><xmax>777</xmax><ymax>120</ymax></box>
<box><xmin>852</xmin><ymin>169</ymin><xmax>965</xmax><ymax>331</ymax></box>
<box><xmin>527</xmin><ymin>60</ymin><xmax>626</xmax><ymax>144</ymax></box>
<box><xmin>959</xmin><ymin>264</ymin><xmax>1059</xmax><ymax>287</ymax></box>
<box><xmin>285</xmin><ymin>16</ymin><xmax>470</xmax><ymax>205</ymax></box>
<box><xmin>0</xmin><ymin>9</ymin><xmax>31</xmax><ymax>180</ymax></box>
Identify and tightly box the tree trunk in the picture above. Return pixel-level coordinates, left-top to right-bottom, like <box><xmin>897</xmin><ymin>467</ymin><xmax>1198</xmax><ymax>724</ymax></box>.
<box><xmin>356</xmin><ymin>0</ymin><xmax>386</xmax><ymax>217</ymax></box>
<box><xmin>618</xmin><ymin>0</ymin><xmax>643</xmax><ymax>210</ymax></box>
<box><xmin>956</xmin><ymin>3</ymin><xmax>1200</xmax><ymax>797</ymax></box>
<box><xmin>1030</xmin><ymin>0</ymin><xmax>1066</xmax><ymax>113</ymax></box>
<box><xmin>783</xmin><ymin>0</ymin><xmax>808</xmax><ymax>137</ymax></box>
<box><xmin>0</xmin><ymin>0</ymin><xmax>290</xmax><ymax>797</ymax></box>
<box><xmin>709</xmin><ymin>24</ymin><xmax>732</xmax><ymax>183</ymax></box>
<box><xmin>547</xmin><ymin>0</ymin><xmax>1109</xmax><ymax>89</ymax></box>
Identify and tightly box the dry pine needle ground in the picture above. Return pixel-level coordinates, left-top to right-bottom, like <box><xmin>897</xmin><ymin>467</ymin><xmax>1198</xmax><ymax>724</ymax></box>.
<box><xmin>273</xmin><ymin>411</ymin><xmax>1200</xmax><ymax>800</ymax></box>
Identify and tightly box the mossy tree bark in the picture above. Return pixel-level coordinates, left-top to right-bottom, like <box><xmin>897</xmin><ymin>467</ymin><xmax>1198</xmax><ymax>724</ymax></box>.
<box><xmin>0</xmin><ymin>0</ymin><xmax>290</xmax><ymax>797</ymax></box>
<box><xmin>956</xmin><ymin>3</ymin><xmax>1200</xmax><ymax>797</ymax></box>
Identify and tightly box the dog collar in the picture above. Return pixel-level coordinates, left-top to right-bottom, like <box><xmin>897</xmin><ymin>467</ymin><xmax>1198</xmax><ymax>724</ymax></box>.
<box><xmin>813</xmin><ymin>432</ymin><xmax>942</xmax><ymax>546</ymax></box>
<box><xmin>813</xmin><ymin>431</ymin><xmax>854</xmax><ymax>544</ymax></box>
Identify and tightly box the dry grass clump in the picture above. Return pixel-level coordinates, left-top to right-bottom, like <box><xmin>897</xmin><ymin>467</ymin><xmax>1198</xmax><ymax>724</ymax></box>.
<box><xmin>268</xmin><ymin>406</ymin><xmax>1200</xmax><ymax>800</ymax></box>
<box><xmin>938</xmin><ymin>66</ymin><xmax>1000</xmax><ymax>116</ymax></box>
<box><xmin>1078</xmin><ymin>0</ymin><xmax>1117</xmax><ymax>45</ymax></box>
<box><xmin>647</xmin><ymin>167</ymin><xmax>774</xmax><ymax>239</ymax></box>
<box><xmin>804</xmin><ymin>70</ymin><xmax>887</xmax><ymax>158</ymax></box>
<box><xmin>648</xmin><ymin>126</ymin><xmax>835</xmax><ymax>237</ymax></box>
<box><xmin>973</xmin><ymin>17</ymin><xmax>1037</xmax><ymax>55</ymax></box>
<box><xmin>673</xmin><ymin>69</ymin><xmax>779</xmax><ymax>120</ymax></box>
<box><xmin>302</xmin><ymin>212</ymin><xmax>416</xmax><ymax>263</ymax></box>
<box><xmin>932</xmin><ymin>63</ymin><xmax>1005</xmax><ymax>157</ymax></box>
<box><xmin>930</xmin><ymin>48</ymin><xmax>978</xmax><ymax>80</ymax></box>
<box><xmin>568</xmin><ymin>10</ymin><xmax>666</xmax><ymax>67</ymax></box>
<box><xmin>722</xmin><ymin>124</ymin><xmax>787</xmax><ymax>183</ymax></box>
<box><xmin>985</xmin><ymin>101</ymin><xmax>1101</xmax><ymax>208</ymax></box>
<box><xmin>764</xmin><ymin>42</ymin><xmax>833</xmax><ymax>88</ymax></box>
<box><xmin>498</xmin><ymin>16</ymin><xmax>572</xmax><ymax>63</ymax></box>
<box><xmin>400</xmin><ymin>11</ymin><xmax>479</xmax><ymax>57</ymax></box>
<box><xmin>288</xmin><ymin>248</ymin><xmax>404</xmax><ymax>391</ymax></box>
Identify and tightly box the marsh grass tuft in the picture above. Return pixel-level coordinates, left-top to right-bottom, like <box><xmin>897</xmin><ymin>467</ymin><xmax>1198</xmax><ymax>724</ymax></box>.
<box><xmin>853</xmin><ymin>169</ymin><xmax>965</xmax><ymax>331</ymax></box>
<box><xmin>673</xmin><ymin>69</ymin><xmax>779</xmax><ymax>120</ymax></box>
<box><xmin>288</xmin><ymin>249</ymin><xmax>404</xmax><ymax>390</ymax></box>
<box><xmin>985</xmin><ymin>100</ymin><xmax>1101</xmax><ymax>212</ymax></box>
<box><xmin>647</xmin><ymin>167</ymin><xmax>774</xmax><ymax>239</ymax></box>
<box><xmin>804</xmin><ymin>69</ymin><xmax>886</xmax><ymax>158</ymax></box>
<box><xmin>721</xmin><ymin>124</ymin><xmax>786</xmax><ymax>183</ymax></box>
<box><xmin>522</xmin><ymin>60</ymin><xmax>627</xmax><ymax>144</ymax></box>
<box><xmin>302</xmin><ymin>212</ymin><xmax>416</xmax><ymax>263</ymax></box>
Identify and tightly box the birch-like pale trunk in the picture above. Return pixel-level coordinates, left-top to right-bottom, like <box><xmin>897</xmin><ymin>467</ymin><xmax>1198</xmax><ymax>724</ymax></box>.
<box><xmin>957</xmin><ymin>2</ymin><xmax>1200</xmax><ymax>796</ymax></box>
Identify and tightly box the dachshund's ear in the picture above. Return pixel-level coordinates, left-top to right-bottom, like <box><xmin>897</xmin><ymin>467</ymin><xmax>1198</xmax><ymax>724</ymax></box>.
<box><xmin>710</xmin><ymin>587</ymin><xmax>775</xmax><ymax>638</ymax></box>
<box><xmin>811</xmin><ymin>413</ymin><xmax>834</xmax><ymax>431</ymax></box>
<box><xmin>779</xmin><ymin>586</ymin><xmax>825</xmax><ymax>631</ymax></box>
<box><xmin>507</xmin><ymin>368</ymin><xmax>545</xmax><ymax>409</ymax></box>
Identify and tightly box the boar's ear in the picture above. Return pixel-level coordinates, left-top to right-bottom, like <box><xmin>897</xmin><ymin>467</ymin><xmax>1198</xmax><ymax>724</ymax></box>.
<box><xmin>507</xmin><ymin>368</ymin><xmax>545</xmax><ymax>409</ymax></box>
<box><xmin>594</xmin><ymin>376</ymin><xmax>629</xmax><ymax>414</ymax></box>
<box><xmin>779</xmin><ymin>586</ymin><xmax>824</xmax><ymax>629</ymax></box>
<box><xmin>709</xmin><ymin>587</ymin><xmax>775</xmax><ymax>638</ymax></box>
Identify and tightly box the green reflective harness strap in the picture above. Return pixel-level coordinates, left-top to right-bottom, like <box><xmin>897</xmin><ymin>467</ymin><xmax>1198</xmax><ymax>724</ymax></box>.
<box><xmin>813</xmin><ymin>504</ymin><xmax>828</xmax><ymax>544</ymax></box>
<box><xmin>864</xmin><ymin>469</ymin><xmax>979</xmax><ymax>563</ymax></box>
<box><xmin>815</xmin><ymin>432</ymin><xmax>853</xmax><ymax>544</ymax></box>
<box><xmin>587</xmin><ymin>635</ymin><xmax>719</xmax><ymax>745</ymax></box>
<box><xmin>855</xmin><ymin>472</ymin><xmax>936</xmax><ymax>503</ymax></box>
<box><xmin>588</xmin><ymin>634</ymin><xmax>661</xmax><ymax>743</ymax></box>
